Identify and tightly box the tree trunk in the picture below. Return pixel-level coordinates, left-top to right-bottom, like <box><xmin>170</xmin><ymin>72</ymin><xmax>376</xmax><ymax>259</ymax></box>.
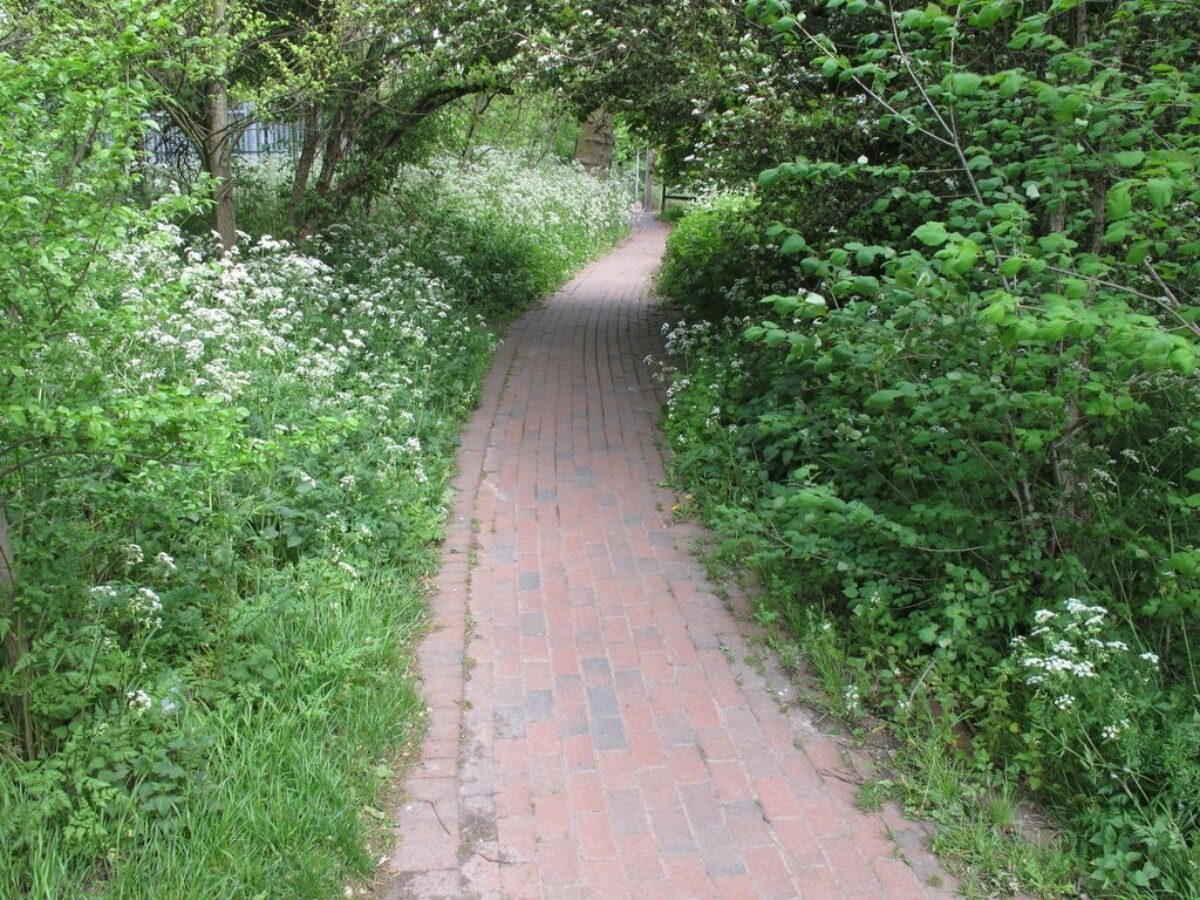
<box><xmin>1075</xmin><ymin>0</ymin><xmax>1090</xmax><ymax>47</ymax></box>
<box><xmin>461</xmin><ymin>92</ymin><xmax>494</xmax><ymax>162</ymax></box>
<box><xmin>310</xmin><ymin>83</ymin><xmax>488</xmax><ymax>233</ymax></box>
<box><xmin>0</xmin><ymin>500</ymin><xmax>32</xmax><ymax>759</ymax></box>
<box><xmin>206</xmin><ymin>0</ymin><xmax>236</xmax><ymax>251</ymax></box>
<box><xmin>575</xmin><ymin>109</ymin><xmax>614</xmax><ymax>178</ymax></box>
<box><xmin>288</xmin><ymin>102</ymin><xmax>322</xmax><ymax>236</ymax></box>
<box><xmin>314</xmin><ymin>108</ymin><xmax>347</xmax><ymax>201</ymax></box>
<box><xmin>299</xmin><ymin>107</ymin><xmax>350</xmax><ymax>240</ymax></box>
<box><xmin>206</xmin><ymin>79</ymin><xmax>237</xmax><ymax>251</ymax></box>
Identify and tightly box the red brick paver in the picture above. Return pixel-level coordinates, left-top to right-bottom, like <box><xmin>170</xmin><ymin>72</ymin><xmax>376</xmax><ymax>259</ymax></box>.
<box><xmin>378</xmin><ymin>220</ymin><xmax>956</xmax><ymax>899</ymax></box>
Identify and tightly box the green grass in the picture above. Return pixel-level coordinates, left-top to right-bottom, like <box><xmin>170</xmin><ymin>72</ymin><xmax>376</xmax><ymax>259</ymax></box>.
<box><xmin>898</xmin><ymin>741</ymin><xmax>1080</xmax><ymax>898</ymax></box>
<box><xmin>4</xmin><ymin>566</ymin><xmax>428</xmax><ymax>899</ymax></box>
<box><xmin>1</xmin><ymin>153</ymin><xmax>630</xmax><ymax>899</ymax></box>
<box><xmin>103</xmin><ymin>570</ymin><xmax>426</xmax><ymax>899</ymax></box>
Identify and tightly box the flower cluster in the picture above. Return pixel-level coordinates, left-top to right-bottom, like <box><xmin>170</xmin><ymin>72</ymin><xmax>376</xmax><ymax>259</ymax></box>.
<box><xmin>1013</xmin><ymin>598</ymin><xmax>1160</xmax><ymax>744</ymax></box>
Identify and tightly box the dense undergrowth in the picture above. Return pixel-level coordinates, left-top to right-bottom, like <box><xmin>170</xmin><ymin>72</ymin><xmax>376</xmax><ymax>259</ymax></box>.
<box><xmin>0</xmin><ymin>148</ymin><xmax>627</xmax><ymax>897</ymax></box>
<box><xmin>660</xmin><ymin>195</ymin><xmax>1199</xmax><ymax>896</ymax></box>
<box><xmin>655</xmin><ymin>0</ymin><xmax>1200</xmax><ymax>892</ymax></box>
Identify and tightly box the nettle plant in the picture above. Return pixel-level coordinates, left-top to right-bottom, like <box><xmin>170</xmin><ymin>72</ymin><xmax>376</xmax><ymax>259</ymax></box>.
<box><xmin>658</xmin><ymin>0</ymin><xmax>1200</xmax><ymax>888</ymax></box>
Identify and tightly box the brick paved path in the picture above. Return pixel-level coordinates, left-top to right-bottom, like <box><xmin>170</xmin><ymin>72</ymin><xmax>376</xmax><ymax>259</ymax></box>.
<box><xmin>379</xmin><ymin>220</ymin><xmax>955</xmax><ymax>899</ymax></box>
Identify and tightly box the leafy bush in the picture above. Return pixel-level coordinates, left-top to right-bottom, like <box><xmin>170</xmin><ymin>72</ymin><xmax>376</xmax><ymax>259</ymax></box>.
<box><xmin>656</xmin><ymin>0</ymin><xmax>1200</xmax><ymax>890</ymax></box>
<box><xmin>657</xmin><ymin>195</ymin><xmax>763</xmax><ymax>319</ymax></box>
<box><xmin>385</xmin><ymin>152</ymin><xmax>631</xmax><ymax>311</ymax></box>
<box><xmin>0</xmin><ymin>138</ymin><xmax>626</xmax><ymax>894</ymax></box>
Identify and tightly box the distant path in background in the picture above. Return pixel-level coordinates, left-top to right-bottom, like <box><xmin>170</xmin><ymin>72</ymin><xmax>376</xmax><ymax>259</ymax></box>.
<box><xmin>377</xmin><ymin>218</ymin><xmax>957</xmax><ymax>898</ymax></box>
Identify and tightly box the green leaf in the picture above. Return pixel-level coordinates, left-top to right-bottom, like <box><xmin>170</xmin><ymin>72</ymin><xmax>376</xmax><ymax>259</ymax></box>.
<box><xmin>865</xmin><ymin>389</ymin><xmax>899</xmax><ymax>411</ymax></box>
<box><xmin>998</xmin><ymin>257</ymin><xmax>1024</xmax><ymax>278</ymax></box>
<box><xmin>1106</xmin><ymin>182</ymin><xmax>1132</xmax><ymax>220</ymax></box>
<box><xmin>948</xmin><ymin>73</ymin><xmax>983</xmax><ymax>96</ymax></box>
<box><xmin>913</xmin><ymin>221</ymin><xmax>949</xmax><ymax>247</ymax></box>
<box><xmin>972</xmin><ymin>3</ymin><xmax>1007</xmax><ymax>27</ymax></box>
<box><xmin>995</xmin><ymin>70</ymin><xmax>1023</xmax><ymax>98</ymax></box>
<box><xmin>764</xmin><ymin>328</ymin><xmax>788</xmax><ymax>347</ymax></box>
<box><xmin>1114</xmin><ymin>150</ymin><xmax>1145</xmax><ymax>167</ymax></box>
<box><xmin>1146</xmin><ymin>177</ymin><xmax>1174</xmax><ymax>211</ymax></box>
<box><xmin>780</xmin><ymin>233</ymin><xmax>808</xmax><ymax>255</ymax></box>
<box><xmin>981</xmin><ymin>293</ymin><xmax>1015</xmax><ymax>324</ymax></box>
<box><xmin>943</xmin><ymin>240</ymin><xmax>979</xmax><ymax>275</ymax></box>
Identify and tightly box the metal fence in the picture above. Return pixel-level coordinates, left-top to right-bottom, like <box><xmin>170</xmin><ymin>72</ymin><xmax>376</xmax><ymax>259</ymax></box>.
<box><xmin>143</xmin><ymin>106</ymin><xmax>303</xmax><ymax>167</ymax></box>
<box><xmin>233</xmin><ymin>115</ymin><xmax>303</xmax><ymax>157</ymax></box>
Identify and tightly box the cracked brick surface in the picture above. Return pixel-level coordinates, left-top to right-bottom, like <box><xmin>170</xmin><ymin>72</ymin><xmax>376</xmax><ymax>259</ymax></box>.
<box><xmin>377</xmin><ymin>220</ymin><xmax>957</xmax><ymax>899</ymax></box>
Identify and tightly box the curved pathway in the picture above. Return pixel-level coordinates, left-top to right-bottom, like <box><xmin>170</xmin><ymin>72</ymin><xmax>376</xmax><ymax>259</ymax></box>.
<box><xmin>379</xmin><ymin>220</ymin><xmax>955</xmax><ymax>899</ymax></box>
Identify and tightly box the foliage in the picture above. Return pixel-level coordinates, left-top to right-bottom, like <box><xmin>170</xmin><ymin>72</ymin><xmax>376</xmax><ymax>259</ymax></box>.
<box><xmin>0</xmin><ymin>130</ymin><xmax>626</xmax><ymax>894</ymax></box>
<box><xmin>383</xmin><ymin>152</ymin><xmax>631</xmax><ymax>310</ymax></box>
<box><xmin>0</xmin><ymin>0</ymin><xmax>202</xmax><ymax>761</ymax></box>
<box><xmin>657</xmin><ymin>195</ymin><xmax>761</xmax><ymax>319</ymax></box>
<box><xmin>446</xmin><ymin>91</ymin><xmax>583</xmax><ymax>164</ymax></box>
<box><xmin>655</xmin><ymin>0</ymin><xmax>1200</xmax><ymax>891</ymax></box>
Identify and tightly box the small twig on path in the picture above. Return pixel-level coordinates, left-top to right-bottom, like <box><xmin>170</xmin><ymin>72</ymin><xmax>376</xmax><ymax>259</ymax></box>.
<box><xmin>413</xmin><ymin>798</ymin><xmax>451</xmax><ymax>836</ymax></box>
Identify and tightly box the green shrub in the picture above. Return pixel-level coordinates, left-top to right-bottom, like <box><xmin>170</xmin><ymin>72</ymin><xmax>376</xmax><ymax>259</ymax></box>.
<box><xmin>657</xmin><ymin>0</ymin><xmax>1200</xmax><ymax>881</ymax></box>
<box><xmin>657</xmin><ymin>195</ymin><xmax>764</xmax><ymax>319</ymax></box>
<box><xmin>662</xmin><ymin>291</ymin><xmax>1200</xmax><ymax>890</ymax></box>
<box><xmin>0</xmin><ymin>149</ymin><xmax>627</xmax><ymax>896</ymax></box>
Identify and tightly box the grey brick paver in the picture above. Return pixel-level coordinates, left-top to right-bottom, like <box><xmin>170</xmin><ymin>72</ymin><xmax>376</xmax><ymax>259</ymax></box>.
<box><xmin>379</xmin><ymin>220</ymin><xmax>957</xmax><ymax>899</ymax></box>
